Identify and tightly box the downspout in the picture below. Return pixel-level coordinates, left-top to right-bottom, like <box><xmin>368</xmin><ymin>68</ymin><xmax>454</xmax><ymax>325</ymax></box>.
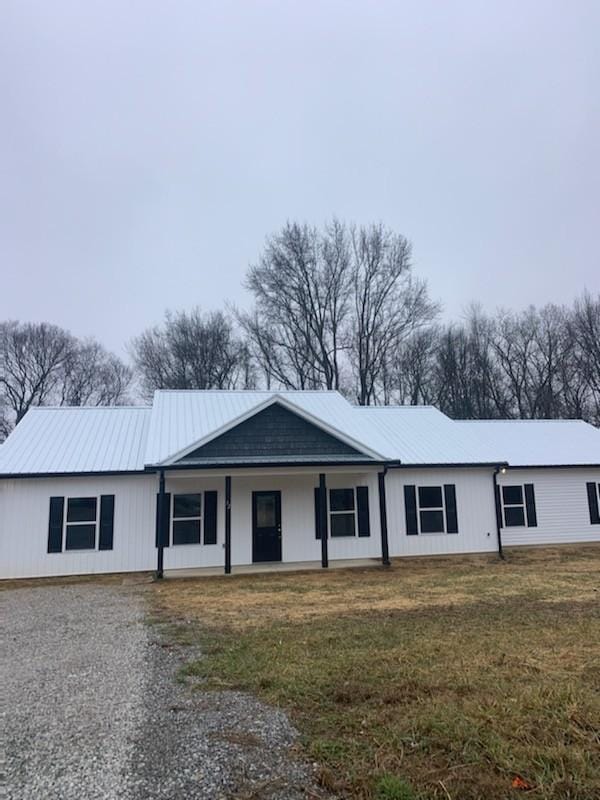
<box><xmin>156</xmin><ymin>469</ymin><xmax>166</xmax><ymax>579</ymax></box>
<box><xmin>493</xmin><ymin>466</ymin><xmax>505</xmax><ymax>560</ymax></box>
<box><xmin>319</xmin><ymin>473</ymin><xmax>328</xmax><ymax>568</ymax></box>
<box><xmin>378</xmin><ymin>466</ymin><xmax>391</xmax><ymax>567</ymax></box>
<box><xmin>224</xmin><ymin>475</ymin><xmax>232</xmax><ymax>575</ymax></box>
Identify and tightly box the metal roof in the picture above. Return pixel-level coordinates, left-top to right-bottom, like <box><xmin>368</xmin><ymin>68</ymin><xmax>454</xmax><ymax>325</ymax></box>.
<box><xmin>455</xmin><ymin>419</ymin><xmax>600</xmax><ymax>467</ymax></box>
<box><xmin>145</xmin><ymin>390</ymin><xmax>499</xmax><ymax>466</ymax></box>
<box><xmin>0</xmin><ymin>391</ymin><xmax>598</xmax><ymax>476</ymax></box>
<box><xmin>144</xmin><ymin>390</ymin><xmax>385</xmax><ymax>465</ymax></box>
<box><xmin>354</xmin><ymin>406</ymin><xmax>498</xmax><ymax>464</ymax></box>
<box><xmin>0</xmin><ymin>407</ymin><xmax>151</xmax><ymax>475</ymax></box>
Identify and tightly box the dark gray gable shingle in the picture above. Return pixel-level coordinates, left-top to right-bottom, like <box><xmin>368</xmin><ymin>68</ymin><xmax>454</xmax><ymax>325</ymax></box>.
<box><xmin>180</xmin><ymin>402</ymin><xmax>367</xmax><ymax>462</ymax></box>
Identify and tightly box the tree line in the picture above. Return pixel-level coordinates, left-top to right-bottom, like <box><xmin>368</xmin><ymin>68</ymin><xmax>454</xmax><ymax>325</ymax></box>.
<box><xmin>1</xmin><ymin>220</ymin><xmax>599</xmax><ymax>440</ymax></box>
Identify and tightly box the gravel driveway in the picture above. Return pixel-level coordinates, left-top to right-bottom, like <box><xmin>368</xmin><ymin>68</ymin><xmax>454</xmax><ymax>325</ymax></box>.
<box><xmin>0</xmin><ymin>581</ymin><xmax>328</xmax><ymax>800</ymax></box>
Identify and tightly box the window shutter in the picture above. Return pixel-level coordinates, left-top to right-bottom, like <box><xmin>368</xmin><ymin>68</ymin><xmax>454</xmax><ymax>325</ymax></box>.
<box><xmin>47</xmin><ymin>496</ymin><xmax>64</xmax><ymax>553</ymax></box>
<box><xmin>203</xmin><ymin>491</ymin><xmax>218</xmax><ymax>544</ymax></box>
<box><xmin>444</xmin><ymin>484</ymin><xmax>459</xmax><ymax>533</ymax></box>
<box><xmin>314</xmin><ymin>487</ymin><xmax>322</xmax><ymax>539</ymax></box>
<box><xmin>356</xmin><ymin>486</ymin><xmax>370</xmax><ymax>537</ymax></box>
<box><xmin>524</xmin><ymin>484</ymin><xmax>537</xmax><ymax>527</ymax></box>
<box><xmin>99</xmin><ymin>495</ymin><xmax>115</xmax><ymax>550</ymax></box>
<box><xmin>404</xmin><ymin>485</ymin><xmax>418</xmax><ymax>535</ymax></box>
<box><xmin>155</xmin><ymin>492</ymin><xmax>171</xmax><ymax>547</ymax></box>
<box><xmin>587</xmin><ymin>482</ymin><xmax>600</xmax><ymax>525</ymax></box>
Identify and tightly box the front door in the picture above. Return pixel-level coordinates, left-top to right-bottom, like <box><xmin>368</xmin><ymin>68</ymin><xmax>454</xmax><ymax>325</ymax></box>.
<box><xmin>252</xmin><ymin>491</ymin><xmax>282</xmax><ymax>563</ymax></box>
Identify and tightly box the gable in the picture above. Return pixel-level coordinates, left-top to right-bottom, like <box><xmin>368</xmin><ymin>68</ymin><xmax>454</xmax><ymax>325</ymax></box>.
<box><xmin>178</xmin><ymin>403</ymin><xmax>370</xmax><ymax>464</ymax></box>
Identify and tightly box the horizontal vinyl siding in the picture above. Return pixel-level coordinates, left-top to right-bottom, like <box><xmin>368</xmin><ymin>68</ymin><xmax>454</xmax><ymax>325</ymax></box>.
<box><xmin>498</xmin><ymin>468</ymin><xmax>600</xmax><ymax>546</ymax></box>
<box><xmin>386</xmin><ymin>468</ymin><xmax>498</xmax><ymax>557</ymax></box>
<box><xmin>0</xmin><ymin>475</ymin><xmax>157</xmax><ymax>579</ymax></box>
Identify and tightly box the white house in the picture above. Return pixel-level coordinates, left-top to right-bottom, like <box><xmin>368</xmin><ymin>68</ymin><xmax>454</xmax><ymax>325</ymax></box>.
<box><xmin>0</xmin><ymin>390</ymin><xmax>599</xmax><ymax>580</ymax></box>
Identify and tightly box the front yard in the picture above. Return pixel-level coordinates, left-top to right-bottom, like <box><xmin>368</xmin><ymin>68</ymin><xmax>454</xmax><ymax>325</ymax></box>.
<box><xmin>151</xmin><ymin>547</ymin><xmax>600</xmax><ymax>800</ymax></box>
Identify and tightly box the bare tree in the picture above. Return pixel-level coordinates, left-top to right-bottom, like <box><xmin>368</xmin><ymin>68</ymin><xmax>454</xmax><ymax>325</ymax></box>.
<box><xmin>241</xmin><ymin>220</ymin><xmax>352</xmax><ymax>390</ymax></box>
<box><xmin>242</xmin><ymin>220</ymin><xmax>438</xmax><ymax>402</ymax></box>
<box><xmin>384</xmin><ymin>327</ymin><xmax>439</xmax><ymax>405</ymax></box>
<box><xmin>0</xmin><ymin>321</ymin><xmax>75</xmax><ymax>423</ymax></box>
<box><xmin>131</xmin><ymin>308</ymin><xmax>251</xmax><ymax>399</ymax></box>
<box><xmin>350</xmin><ymin>224</ymin><xmax>439</xmax><ymax>405</ymax></box>
<box><xmin>59</xmin><ymin>341</ymin><xmax>132</xmax><ymax>406</ymax></box>
<box><xmin>0</xmin><ymin>397</ymin><xmax>10</xmax><ymax>442</ymax></box>
<box><xmin>0</xmin><ymin>321</ymin><xmax>133</xmax><ymax>434</ymax></box>
<box><xmin>573</xmin><ymin>292</ymin><xmax>600</xmax><ymax>422</ymax></box>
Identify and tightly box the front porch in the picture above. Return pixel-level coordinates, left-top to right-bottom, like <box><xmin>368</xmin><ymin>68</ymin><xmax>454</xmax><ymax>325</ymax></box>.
<box><xmin>155</xmin><ymin>466</ymin><xmax>390</xmax><ymax>576</ymax></box>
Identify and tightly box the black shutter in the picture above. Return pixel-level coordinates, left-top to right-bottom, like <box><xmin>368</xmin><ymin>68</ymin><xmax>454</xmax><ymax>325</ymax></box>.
<box><xmin>155</xmin><ymin>492</ymin><xmax>171</xmax><ymax>547</ymax></box>
<box><xmin>356</xmin><ymin>486</ymin><xmax>370</xmax><ymax>537</ymax></box>
<box><xmin>444</xmin><ymin>484</ymin><xmax>459</xmax><ymax>533</ymax></box>
<box><xmin>203</xmin><ymin>491</ymin><xmax>218</xmax><ymax>544</ymax></box>
<box><xmin>524</xmin><ymin>483</ymin><xmax>537</xmax><ymax>527</ymax></box>
<box><xmin>587</xmin><ymin>482</ymin><xmax>600</xmax><ymax>525</ymax></box>
<box><xmin>314</xmin><ymin>487</ymin><xmax>322</xmax><ymax>539</ymax></box>
<box><xmin>47</xmin><ymin>496</ymin><xmax>64</xmax><ymax>553</ymax></box>
<box><xmin>404</xmin><ymin>485</ymin><xmax>418</xmax><ymax>535</ymax></box>
<box><xmin>99</xmin><ymin>495</ymin><xmax>115</xmax><ymax>550</ymax></box>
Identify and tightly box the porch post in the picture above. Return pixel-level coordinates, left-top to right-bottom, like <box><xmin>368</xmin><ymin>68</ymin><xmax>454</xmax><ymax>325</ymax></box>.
<box><xmin>156</xmin><ymin>469</ymin><xmax>166</xmax><ymax>579</ymax></box>
<box><xmin>378</xmin><ymin>469</ymin><xmax>391</xmax><ymax>567</ymax></box>
<box><xmin>224</xmin><ymin>475</ymin><xmax>232</xmax><ymax>575</ymax></box>
<box><xmin>319</xmin><ymin>472</ymin><xmax>328</xmax><ymax>568</ymax></box>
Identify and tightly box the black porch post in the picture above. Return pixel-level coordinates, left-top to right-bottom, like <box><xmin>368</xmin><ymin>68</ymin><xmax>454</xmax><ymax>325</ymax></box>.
<box><xmin>224</xmin><ymin>475</ymin><xmax>232</xmax><ymax>574</ymax></box>
<box><xmin>493</xmin><ymin>467</ymin><xmax>505</xmax><ymax>559</ymax></box>
<box><xmin>156</xmin><ymin>469</ymin><xmax>166</xmax><ymax>579</ymax></box>
<box><xmin>378</xmin><ymin>469</ymin><xmax>391</xmax><ymax>566</ymax></box>
<box><xmin>319</xmin><ymin>472</ymin><xmax>328</xmax><ymax>568</ymax></box>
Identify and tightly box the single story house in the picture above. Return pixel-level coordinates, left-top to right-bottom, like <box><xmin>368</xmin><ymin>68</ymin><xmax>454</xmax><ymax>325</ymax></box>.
<box><xmin>0</xmin><ymin>389</ymin><xmax>599</xmax><ymax>580</ymax></box>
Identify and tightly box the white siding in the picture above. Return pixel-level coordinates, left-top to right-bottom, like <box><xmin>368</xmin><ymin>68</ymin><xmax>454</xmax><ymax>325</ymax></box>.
<box><xmin>498</xmin><ymin>468</ymin><xmax>600</xmax><ymax>546</ymax></box>
<box><xmin>0</xmin><ymin>475</ymin><xmax>157</xmax><ymax>579</ymax></box>
<box><xmin>164</xmin><ymin>470</ymin><xmax>382</xmax><ymax>571</ymax></box>
<box><xmin>386</xmin><ymin>468</ymin><xmax>498</xmax><ymax>556</ymax></box>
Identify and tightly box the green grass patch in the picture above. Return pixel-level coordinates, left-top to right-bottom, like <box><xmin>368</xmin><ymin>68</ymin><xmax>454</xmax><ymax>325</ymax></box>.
<box><xmin>152</xmin><ymin>546</ymin><xmax>600</xmax><ymax>799</ymax></box>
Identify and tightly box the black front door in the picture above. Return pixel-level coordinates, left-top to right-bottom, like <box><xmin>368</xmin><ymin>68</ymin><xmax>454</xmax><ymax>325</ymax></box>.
<box><xmin>252</xmin><ymin>491</ymin><xmax>282</xmax><ymax>563</ymax></box>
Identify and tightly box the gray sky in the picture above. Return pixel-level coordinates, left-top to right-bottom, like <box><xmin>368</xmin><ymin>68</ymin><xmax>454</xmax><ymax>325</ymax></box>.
<box><xmin>1</xmin><ymin>0</ymin><xmax>599</xmax><ymax>355</ymax></box>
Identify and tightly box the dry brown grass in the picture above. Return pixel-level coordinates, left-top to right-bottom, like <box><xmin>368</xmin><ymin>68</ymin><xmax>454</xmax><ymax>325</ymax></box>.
<box><xmin>152</xmin><ymin>546</ymin><xmax>600</xmax><ymax>800</ymax></box>
<box><xmin>153</xmin><ymin>546</ymin><xmax>600</xmax><ymax>629</ymax></box>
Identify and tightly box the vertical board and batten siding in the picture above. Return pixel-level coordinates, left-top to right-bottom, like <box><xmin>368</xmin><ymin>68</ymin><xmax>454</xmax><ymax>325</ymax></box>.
<box><xmin>498</xmin><ymin>468</ymin><xmax>600</xmax><ymax>546</ymax></box>
<box><xmin>386</xmin><ymin>468</ymin><xmax>498</xmax><ymax>556</ymax></box>
<box><xmin>0</xmin><ymin>475</ymin><xmax>157</xmax><ymax>579</ymax></box>
<box><xmin>164</xmin><ymin>470</ymin><xmax>382</xmax><ymax>570</ymax></box>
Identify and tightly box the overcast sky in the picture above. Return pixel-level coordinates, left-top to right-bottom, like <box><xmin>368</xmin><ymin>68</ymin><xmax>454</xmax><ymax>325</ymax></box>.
<box><xmin>1</xmin><ymin>0</ymin><xmax>599</xmax><ymax>354</ymax></box>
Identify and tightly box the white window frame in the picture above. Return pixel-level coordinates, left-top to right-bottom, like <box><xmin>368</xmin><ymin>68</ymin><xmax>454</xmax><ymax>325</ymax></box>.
<box><xmin>328</xmin><ymin>487</ymin><xmax>358</xmax><ymax>538</ymax></box>
<box><xmin>171</xmin><ymin>492</ymin><xmax>203</xmax><ymax>546</ymax></box>
<box><xmin>416</xmin><ymin>485</ymin><xmax>447</xmax><ymax>535</ymax></box>
<box><xmin>64</xmin><ymin>496</ymin><xmax>99</xmax><ymax>552</ymax></box>
<box><xmin>501</xmin><ymin>484</ymin><xmax>527</xmax><ymax>528</ymax></box>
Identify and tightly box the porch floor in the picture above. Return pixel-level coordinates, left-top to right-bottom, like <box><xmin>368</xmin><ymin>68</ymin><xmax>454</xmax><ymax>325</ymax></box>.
<box><xmin>163</xmin><ymin>557</ymin><xmax>382</xmax><ymax>578</ymax></box>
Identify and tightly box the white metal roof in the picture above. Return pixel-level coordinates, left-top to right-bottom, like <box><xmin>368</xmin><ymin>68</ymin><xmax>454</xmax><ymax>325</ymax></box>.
<box><xmin>0</xmin><ymin>407</ymin><xmax>151</xmax><ymax>474</ymax></box>
<box><xmin>456</xmin><ymin>419</ymin><xmax>600</xmax><ymax>466</ymax></box>
<box><xmin>354</xmin><ymin>406</ymin><xmax>496</xmax><ymax>464</ymax></box>
<box><xmin>145</xmin><ymin>390</ymin><xmax>500</xmax><ymax>466</ymax></box>
<box><xmin>144</xmin><ymin>390</ymin><xmax>386</xmax><ymax>465</ymax></box>
<box><xmin>0</xmin><ymin>390</ymin><xmax>598</xmax><ymax>475</ymax></box>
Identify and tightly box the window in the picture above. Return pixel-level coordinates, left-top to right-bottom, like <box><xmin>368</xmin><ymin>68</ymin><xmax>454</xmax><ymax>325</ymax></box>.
<box><xmin>404</xmin><ymin>484</ymin><xmax>458</xmax><ymax>535</ymax></box>
<box><xmin>501</xmin><ymin>483</ymin><xmax>537</xmax><ymax>528</ymax></box>
<box><xmin>329</xmin><ymin>488</ymin><xmax>356</xmax><ymax>537</ymax></box>
<box><xmin>418</xmin><ymin>486</ymin><xmax>445</xmax><ymax>533</ymax></box>
<box><xmin>172</xmin><ymin>493</ymin><xmax>202</xmax><ymax>545</ymax></box>
<box><xmin>502</xmin><ymin>485</ymin><xmax>525</xmax><ymax>527</ymax></box>
<box><xmin>65</xmin><ymin>497</ymin><xmax>97</xmax><ymax>550</ymax></box>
